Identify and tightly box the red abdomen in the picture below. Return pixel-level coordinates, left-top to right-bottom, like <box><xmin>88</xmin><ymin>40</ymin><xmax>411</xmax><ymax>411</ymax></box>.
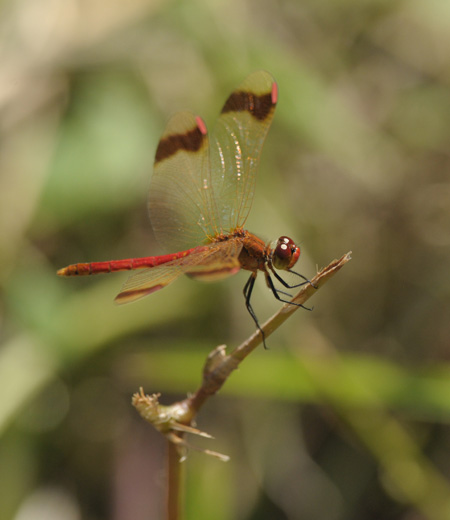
<box><xmin>57</xmin><ymin>247</ymin><xmax>200</xmax><ymax>276</ymax></box>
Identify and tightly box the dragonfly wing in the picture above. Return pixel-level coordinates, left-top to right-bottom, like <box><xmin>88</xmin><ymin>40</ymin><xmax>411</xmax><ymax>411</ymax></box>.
<box><xmin>115</xmin><ymin>239</ymin><xmax>244</xmax><ymax>304</ymax></box>
<box><xmin>148</xmin><ymin>111</ymin><xmax>216</xmax><ymax>252</ymax></box>
<box><xmin>114</xmin><ymin>265</ymin><xmax>185</xmax><ymax>304</ymax></box>
<box><xmin>209</xmin><ymin>70</ymin><xmax>277</xmax><ymax>233</ymax></box>
<box><xmin>148</xmin><ymin>72</ymin><xmax>277</xmax><ymax>252</ymax></box>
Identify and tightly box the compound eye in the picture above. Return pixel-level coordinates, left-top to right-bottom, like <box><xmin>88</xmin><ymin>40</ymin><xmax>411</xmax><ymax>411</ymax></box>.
<box><xmin>272</xmin><ymin>236</ymin><xmax>301</xmax><ymax>270</ymax></box>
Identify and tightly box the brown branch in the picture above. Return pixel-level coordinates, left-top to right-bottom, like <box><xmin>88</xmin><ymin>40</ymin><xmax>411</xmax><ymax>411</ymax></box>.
<box><xmin>166</xmin><ymin>440</ymin><xmax>184</xmax><ymax>520</ymax></box>
<box><xmin>132</xmin><ymin>252</ymin><xmax>351</xmax><ymax>519</ymax></box>
<box><xmin>190</xmin><ymin>252</ymin><xmax>351</xmax><ymax>410</ymax></box>
<box><xmin>133</xmin><ymin>251</ymin><xmax>351</xmax><ymax>443</ymax></box>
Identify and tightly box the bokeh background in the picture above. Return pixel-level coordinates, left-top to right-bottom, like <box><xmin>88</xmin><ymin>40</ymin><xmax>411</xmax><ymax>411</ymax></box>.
<box><xmin>2</xmin><ymin>1</ymin><xmax>450</xmax><ymax>519</ymax></box>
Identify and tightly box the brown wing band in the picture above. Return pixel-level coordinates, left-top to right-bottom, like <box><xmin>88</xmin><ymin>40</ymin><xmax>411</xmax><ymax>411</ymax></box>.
<box><xmin>221</xmin><ymin>91</ymin><xmax>275</xmax><ymax>121</ymax></box>
<box><xmin>155</xmin><ymin>125</ymin><xmax>205</xmax><ymax>163</ymax></box>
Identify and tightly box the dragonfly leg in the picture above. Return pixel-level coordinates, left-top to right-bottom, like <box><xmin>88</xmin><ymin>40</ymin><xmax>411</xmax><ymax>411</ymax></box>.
<box><xmin>289</xmin><ymin>269</ymin><xmax>318</xmax><ymax>289</ymax></box>
<box><xmin>275</xmin><ymin>287</ymin><xmax>294</xmax><ymax>298</ymax></box>
<box><xmin>271</xmin><ymin>267</ymin><xmax>317</xmax><ymax>290</ymax></box>
<box><xmin>243</xmin><ymin>273</ymin><xmax>268</xmax><ymax>349</ymax></box>
<box><xmin>265</xmin><ymin>271</ymin><xmax>313</xmax><ymax>311</ymax></box>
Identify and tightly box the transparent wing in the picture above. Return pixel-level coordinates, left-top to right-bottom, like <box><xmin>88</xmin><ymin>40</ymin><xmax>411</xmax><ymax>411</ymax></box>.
<box><xmin>114</xmin><ymin>264</ymin><xmax>185</xmax><ymax>304</ymax></box>
<box><xmin>148</xmin><ymin>111</ymin><xmax>215</xmax><ymax>252</ymax></box>
<box><xmin>209</xmin><ymin>70</ymin><xmax>277</xmax><ymax>234</ymax></box>
<box><xmin>114</xmin><ymin>238</ymin><xmax>244</xmax><ymax>304</ymax></box>
<box><xmin>148</xmin><ymin>71</ymin><xmax>277</xmax><ymax>253</ymax></box>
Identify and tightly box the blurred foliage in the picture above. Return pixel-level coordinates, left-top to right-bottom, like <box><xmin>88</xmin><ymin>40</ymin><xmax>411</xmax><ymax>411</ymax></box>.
<box><xmin>1</xmin><ymin>0</ymin><xmax>450</xmax><ymax>519</ymax></box>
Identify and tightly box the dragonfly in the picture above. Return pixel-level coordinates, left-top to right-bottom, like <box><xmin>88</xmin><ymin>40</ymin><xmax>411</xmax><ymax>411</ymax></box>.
<box><xmin>58</xmin><ymin>70</ymin><xmax>311</xmax><ymax>347</ymax></box>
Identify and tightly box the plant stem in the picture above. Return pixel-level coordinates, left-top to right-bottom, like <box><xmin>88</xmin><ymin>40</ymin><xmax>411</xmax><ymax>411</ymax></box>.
<box><xmin>133</xmin><ymin>252</ymin><xmax>352</xmax><ymax>519</ymax></box>
<box><xmin>166</xmin><ymin>438</ymin><xmax>184</xmax><ymax>520</ymax></box>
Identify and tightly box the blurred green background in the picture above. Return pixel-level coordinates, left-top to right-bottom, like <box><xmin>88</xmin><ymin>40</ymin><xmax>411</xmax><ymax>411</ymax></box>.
<box><xmin>2</xmin><ymin>0</ymin><xmax>450</xmax><ymax>519</ymax></box>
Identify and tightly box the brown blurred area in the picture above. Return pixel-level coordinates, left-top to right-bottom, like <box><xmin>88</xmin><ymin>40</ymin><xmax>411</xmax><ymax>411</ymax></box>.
<box><xmin>1</xmin><ymin>1</ymin><xmax>450</xmax><ymax>519</ymax></box>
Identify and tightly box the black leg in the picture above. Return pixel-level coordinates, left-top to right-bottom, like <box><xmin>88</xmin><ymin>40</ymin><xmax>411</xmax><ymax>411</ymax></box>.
<box><xmin>275</xmin><ymin>287</ymin><xmax>295</xmax><ymax>298</ymax></box>
<box><xmin>243</xmin><ymin>273</ymin><xmax>268</xmax><ymax>349</ymax></box>
<box><xmin>265</xmin><ymin>271</ymin><xmax>313</xmax><ymax>311</ymax></box>
<box><xmin>271</xmin><ymin>268</ymin><xmax>317</xmax><ymax>290</ymax></box>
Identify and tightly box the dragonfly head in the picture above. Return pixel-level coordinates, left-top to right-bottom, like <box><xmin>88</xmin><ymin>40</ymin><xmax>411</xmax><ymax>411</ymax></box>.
<box><xmin>271</xmin><ymin>236</ymin><xmax>300</xmax><ymax>270</ymax></box>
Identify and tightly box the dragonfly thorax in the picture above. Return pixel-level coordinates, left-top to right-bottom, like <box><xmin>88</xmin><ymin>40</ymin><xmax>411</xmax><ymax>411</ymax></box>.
<box><xmin>271</xmin><ymin>236</ymin><xmax>300</xmax><ymax>271</ymax></box>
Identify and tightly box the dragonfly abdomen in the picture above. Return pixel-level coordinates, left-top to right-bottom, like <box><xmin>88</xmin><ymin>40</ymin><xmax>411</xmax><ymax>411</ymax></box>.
<box><xmin>57</xmin><ymin>248</ymin><xmax>201</xmax><ymax>277</ymax></box>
